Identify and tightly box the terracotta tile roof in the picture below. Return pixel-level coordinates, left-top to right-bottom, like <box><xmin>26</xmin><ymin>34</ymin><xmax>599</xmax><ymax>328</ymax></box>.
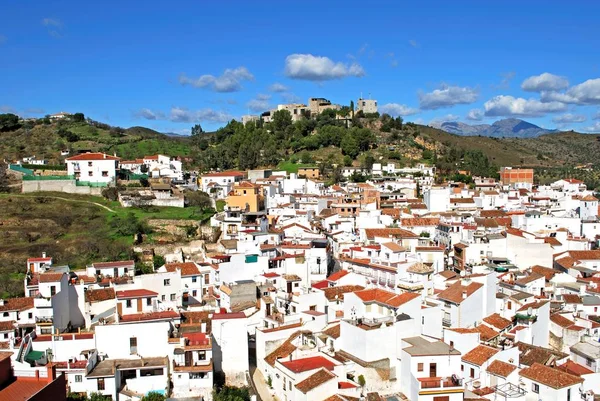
<box><xmin>550</xmin><ymin>313</ymin><xmax>575</xmax><ymax>328</ymax></box>
<box><xmin>164</xmin><ymin>262</ymin><xmax>200</xmax><ymax>276</ymax></box>
<box><xmin>581</xmin><ymin>194</ymin><xmax>598</xmax><ymax>201</ymax></box>
<box><xmin>338</xmin><ymin>381</ymin><xmax>358</xmax><ymax>389</ymax></box>
<box><xmin>475</xmin><ymin>325</ymin><xmax>500</xmax><ymax>341</ymax></box>
<box><xmin>115</xmin><ymin>289</ymin><xmax>158</xmax><ymax>299</ymax></box>
<box><xmin>263</xmin><ymin>272</ymin><xmax>280</xmax><ymax>278</ymax></box>
<box><xmin>0</xmin><ymin>297</ymin><xmax>34</xmax><ymax>312</ymax></box>
<box><xmin>353</xmin><ymin>288</ymin><xmax>420</xmax><ymax>308</ymax></box>
<box><xmin>515</xmin><ymin>272</ymin><xmax>544</xmax><ymax>286</ymax></box>
<box><xmin>479</xmin><ymin>210</ymin><xmax>507</xmax><ymax>218</ymax></box>
<box><xmin>322</xmin><ymin>324</ymin><xmax>341</xmax><ymax>339</ymax></box>
<box><xmin>487</xmin><ymin>360</ymin><xmax>517</xmax><ymax>377</ymax></box>
<box><xmin>407</xmin><ymin>262</ymin><xmax>434</xmax><ymax>274</ymax></box>
<box><xmin>281</xmin><ymin>355</ymin><xmax>336</xmax><ymax>373</ymax></box>
<box><xmin>295</xmin><ymin>368</ymin><xmax>336</xmax><ymax>394</ymax></box>
<box><xmin>264</xmin><ymin>331</ymin><xmax>302</xmax><ymax>366</ymax></box>
<box><xmin>381</xmin><ymin>242</ymin><xmax>405</xmax><ymax>252</ymax></box>
<box><xmin>544</xmin><ymin>237</ymin><xmax>562</xmax><ymax>246</ymax></box>
<box><xmin>0</xmin><ymin>378</ymin><xmax>49</xmax><ymax>401</ymax></box>
<box><xmin>85</xmin><ymin>288</ymin><xmax>115</xmax><ymax>303</ymax></box>
<box><xmin>517</xmin><ymin>342</ymin><xmax>568</xmax><ymax>367</ymax></box>
<box><xmin>66</xmin><ymin>152</ymin><xmax>120</xmax><ymax>161</ymax></box>
<box><xmin>516</xmin><ymin>300</ymin><xmax>548</xmax><ymax>312</ymax></box>
<box><xmin>399</xmin><ymin>218</ymin><xmax>440</xmax><ymax>227</ymax></box>
<box><xmin>437</xmin><ymin>281</ymin><xmax>483</xmax><ymax>304</ymax></box>
<box><xmin>321</xmin><ymin>285</ymin><xmax>365</xmax><ymax>302</ymax></box>
<box><xmin>0</xmin><ymin>321</ymin><xmax>15</xmax><ymax>331</ymax></box>
<box><xmin>119</xmin><ymin>310</ymin><xmax>180</xmax><ymax>323</ymax></box>
<box><xmin>450</xmin><ymin>197</ymin><xmax>475</xmax><ymax>204</ymax></box>
<box><xmin>327</xmin><ymin>270</ymin><xmax>349</xmax><ymax>282</ymax></box>
<box><xmin>261</xmin><ymin>322</ymin><xmax>303</xmax><ymax>334</ymax></box>
<box><xmin>364</xmin><ymin>228</ymin><xmax>419</xmax><ymax>240</ymax></box>
<box><xmin>531</xmin><ymin>265</ymin><xmax>558</xmax><ymax>281</ymax></box>
<box><xmin>39</xmin><ymin>272</ymin><xmax>64</xmax><ymax>283</ymax></box>
<box><xmin>283</xmin><ymin>274</ymin><xmax>302</xmax><ymax>281</ymax></box>
<box><xmin>563</xmin><ymin>294</ymin><xmax>583</xmax><ymax>304</ymax></box>
<box><xmin>557</xmin><ymin>360</ymin><xmax>594</xmax><ymax>376</ymax></box>
<box><xmin>462</xmin><ymin>345</ymin><xmax>499</xmax><ymax>366</ymax></box>
<box><xmin>26</xmin><ymin>257</ymin><xmax>52</xmax><ymax>263</ymax></box>
<box><xmin>519</xmin><ymin>362</ymin><xmax>583</xmax><ymax>389</ymax></box>
<box><xmin>483</xmin><ymin>313</ymin><xmax>512</xmax><ymax>331</ymax></box>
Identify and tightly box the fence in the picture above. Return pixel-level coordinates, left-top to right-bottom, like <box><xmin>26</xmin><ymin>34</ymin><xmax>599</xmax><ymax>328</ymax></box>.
<box><xmin>76</xmin><ymin>181</ymin><xmax>108</xmax><ymax>187</ymax></box>
<box><xmin>8</xmin><ymin>164</ymin><xmax>34</xmax><ymax>176</ymax></box>
<box><xmin>23</xmin><ymin>175</ymin><xmax>75</xmax><ymax>181</ymax></box>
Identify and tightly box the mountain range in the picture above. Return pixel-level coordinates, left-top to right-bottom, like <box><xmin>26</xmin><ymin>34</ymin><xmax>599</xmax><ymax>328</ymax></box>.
<box><xmin>431</xmin><ymin>118</ymin><xmax>556</xmax><ymax>138</ymax></box>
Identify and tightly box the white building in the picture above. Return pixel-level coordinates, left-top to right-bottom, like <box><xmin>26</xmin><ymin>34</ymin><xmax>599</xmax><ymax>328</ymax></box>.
<box><xmin>65</xmin><ymin>152</ymin><xmax>120</xmax><ymax>184</ymax></box>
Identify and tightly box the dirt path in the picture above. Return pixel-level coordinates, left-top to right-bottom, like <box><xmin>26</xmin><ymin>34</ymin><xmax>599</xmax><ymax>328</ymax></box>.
<box><xmin>0</xmin><ymin>193</ymin><xmax>116</xmax><ymax>212</ymax></box>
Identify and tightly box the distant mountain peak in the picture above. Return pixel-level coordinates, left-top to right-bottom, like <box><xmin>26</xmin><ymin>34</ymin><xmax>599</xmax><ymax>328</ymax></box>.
<box><xmin>435</xmin><ymin>118</ymin><xmax>553</xmax><ymax>138</ymax></box>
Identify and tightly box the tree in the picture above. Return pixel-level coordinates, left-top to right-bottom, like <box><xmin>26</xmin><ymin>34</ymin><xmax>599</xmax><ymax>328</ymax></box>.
<box><xmin>340</xmin><ymin>134</ymin><xmax>360</xmax><ymax>159</ymax></box>
<box><xmin>139</xmin><ymin>177</ymin><xmax>150</xmax><ymax>187</ymax></box>
<box><xmin>141</xmin><ymin>392</ymin><xmax>166</xmax><ymax>401</ymax></box>
<box><xmin>358</xmin><ymin>374</ymin><xmax>366</xmax><ymax>388</ymax></box>
<box><xmin>185</xmin><ymin>191</ymin><xmax>212</xmax><ymax>209</ymax></box>
<box><xmin>271</xmin><ymin>109</ymin><xmax>292</xmax><ymax>133</ymax></box>
<box><xmin>362</xmin><ymin>154</ymin><xmax>375</xmax><ymax>170</ymax></box>
<box><xmin>101</xmin><ymin>187</ymin><xmax>119</xmax><ymax>201</ymax></box>
<box><xmin>87</xmin><ymin>393</ymin><xmax>111</xmax><ymax>401</ymax></box>
<box><xmin>0</xmin><ymin>113</ymin><xmax>21</xmax><ymax>132</ymax></box>
<box><xmin>191</xmin><ymin>124</ymin><xmax>204</xmax><ymax>136</ymax></box>
<box><xmin>213</xmin><ymin>386</ymin><xmax>250</xmax><ymax>401</ymax></box>
<box><xmin>72</xmin><ymin>112</ymin><xmax>85</xmax><ymax>122</ymax></box>
<box><xmin>153</xmin><ymin>255</ymin><xmax>166</xmax><ymax>268</ymax></box>
<box><xmin>109</xmin><ymin>212</ymin><xmax>150</xmax><ymax>237</ymax></box>
<box><xmin>350</xmin><ymin>100</ymin><xmax>355</xmax><ymax>119</ymax></box>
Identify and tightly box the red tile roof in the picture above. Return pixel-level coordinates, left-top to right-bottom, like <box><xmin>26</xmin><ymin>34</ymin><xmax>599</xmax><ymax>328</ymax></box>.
<box><xmin>85</xmin><ymin>288</ymin><xmax>115</xmax><ymax>303</ymax></box>
<box><xmin>66</xmin><ymin>152</ymin><xmax>120</xmax><ymax>161</ymax></box>
<box><xmin>281</xmin><ymin>355</ymin><xmax>336</xmax><ymax>373</ymax></box>
<box><xmin>519</xmin><ymin>362</ymin><xmax>583</xmax><ymax>388</ymax></box>
<box><xmin>338</xmin><ymin>381</ymin><xmax>358</xmax><ymax>389</ymax></box>
<box><xmin>202</xmin><ymin>171</ymin><xmax>245</xmax><ymax>177</ymax></box>
<box><xmin>353</xmin><ymin>288</ymin><xmax>420</xmax><ymax>308</ymax></box>
<box><xmin>0</xmin><ymin>297</ymin><xmax>34</xmax><ymax>312</ymax></box>
<box><xmin>212</xmin><ymin>312</ymin><xmax>246</xmax><ymax>320</ymax></box>
<box><xmin>295</xmin><ymin>369</ymin><xmax>336</xmax><ymax>394</ymax></box>
<box><xmin>462</xmin><ymin>345</ymin><xmax>499</xmax><ymax>366</ymax></box>
<box><xmin>39</xmin><ymin>272</ymin><xmax>64</xmax><ymax>283</ymax></box>
<box><xmin>364</xmin><ymin>228</ymin><xmax>419</xmax><ymax>240</ymax></box>
<box><xmin>164</xmin><ymin>262</ymin><xmax>200</xmax><ymax>276</ymax></box>
<box><xmin>115</xmin><ymin>289</ymin><xmax>158</xmax><ymax>299</ymax></box>
<box><xmin>0</xmin><ymin>321</ymin><xmax>15</xmax><ymax>331</ymax></box>
<box><xmin>0</xmin><ymin>378</ymin><xmax>50</xmax><ymax>401</ymax></box>
<box><xmin>483</xmin><ymin>313</ymin><xmax>512</xmax><ymax>331</ymax></box>
<box><xmin>327</xmin><ymin>270</ymin><xmax>349</xmax><ymax>282</ymax></box>
<box><xmin>486</xmin><ymin>360</ymin><xmax>517</xmax><ymax>377</ymax></box>
<box><xmin>26</xmin><ymin>257</ymin><xmax>52</xmax><ymax>263</ymax></box>
<box><xmin>437</xmin><ymin>281</ymin><xmax>483</xmax><ymax>304</ymax></box>
<box><xmin>321</xmin><ymin>285</ymin><xmax>365</xmax><ymax>301</ymax></box>
<box><xmin>557</xmin><ymin>360</ymin><xmax>594</xmax><ymax>376</ymax></box>
<box><xmin>323</xmin><ymin>324</ymin><xmax>341</xmax><ymax>339</ymax></box>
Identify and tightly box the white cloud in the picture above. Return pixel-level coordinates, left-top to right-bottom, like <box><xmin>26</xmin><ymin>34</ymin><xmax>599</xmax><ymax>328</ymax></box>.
<box><xmin>466</xmin><ymin>109</ymin><xmax>484</xmax><ymax>121</ymax></box>
<box><xmin>42</xmin><ymin>18</ymin><xmax>63</xmax><ymax>38</ymax></box>
<box><xmin>541</xmin><ymin>78</ymin><xmax>600</xmax><ymax>105</ymax></box>
<box><xmin>582</xmin><ymin>122</ymin><xmax>600</xmax><ymax>133</ymax></box>
<box><xmin>552</xmin><ymin>113</ymin><xmax>586</xmax><ymax>124</ymax></box>
<box><xmin>409</xmin><ymin>40</ymin><xmax>420</xmax><ymax>48</ymax></box>
<box><xmin>521</xmin><ymin>72</ymin><xmax>569</xmax><ymax>92</ymax></box>
<box><xmin>284</xmin><ymin>54</ymin><xmax>365</xmax><ymax>81</ymax></box>
<box><xmin>379</xmin><ymin>103</ymin><xmax>419</xmax><ymax>116</ymax></box>
<box><xmin>268</xmin><ymin>82</ymin><xmax>288</xmax><ymax>92</ymax></box>
<box><xmin>483</xmin><ymin>95</ymin><xmax>567</xmax><ymax>117</ymax></box>
<box><xmin>429</xmin><ymin>114</ymin><xmax>460</xmax><ymax>125</ymax></box>
<box><xmin>246</xmin><ymin>94</ymin><xmax>271</xmax><ymax>113</ymax></box>
<box><xmin>136</xmin><ymin>107</ymin><xmax>232</xmax><ymax>123</ymax></box>
<box><xmin>419</xmin><ymin>84</ymin><xmax>479</xmax><ymax>110</ymax></box>
<box><xmin>178</xmin><ymin>66</ymin><xmax>254</xmax><ymax>92</ymax></box>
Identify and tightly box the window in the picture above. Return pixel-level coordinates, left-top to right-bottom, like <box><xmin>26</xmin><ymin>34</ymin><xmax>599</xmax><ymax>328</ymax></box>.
<box><xmin>50</xmin><ymin>286</ymin><xmax>56</xmax><ymax>296</ymax></box>
<box><xmin>130</xmin><ymin>337</ymin><xmax>137</xmax><ymax>354</ymax></box>
<box><xmin>170</xmin><ymin>294</ymin><xmax>175</xmax><ymax>301</ymax></box>
<box><xmin>3</xmin><ymin>334</ymin><xmax>7</xmax><ymax>339</ymax></box>
<box><xmin>28</xmin><ymin>312</ymin><xmax>32</xmax><ymax>319</ymax></box>
<box><xmin>75</xmin><ymin>375</ymin><xmax>82</xmax><ymax>383</ymax></box>
<box><xmin>289</xmin><ymin>381</ymin><xmax>292</xmax><ymax>391</ymax></box>
<box><xmin>88</xmin><ymin>162</ymin><xmax>93</xmax><ymax>167</ymax></box>
<box><xmin>192</xmin><ymin>276</ymin><xmax>197</xmax><ymax>283</ymax></box>
<box><xmin>587</xmin><ymin>358</ymin><xmax>593</xmax><ymax>367</ymax></box>
<box><xmin>532</xmin><ymin>383</ymin><xmax>539</xmax><ymax>393</ymax></box>
<box><xmin>102</xmin><ymin>171</ymin><xmax>108</xmax><ymax>177</ymax></box>
<box><xmin>126</xmin><ymin>299</ymin><xmax>132</xmax><ymax>308</ymax></box>
<box><xmin>2</xmin><ymin>312</ymin><xmax>8</xmax><ymax>317</ymax></box>
<box><xmin>161</xmin><ymin>295</ymin><xmax>166</xmax><ymax>301</ymax></box>
<box><xmin>418</xmin><ymin>363</ymin><xmax>424</xmax><ymax>372</ymax></box>
<box><xmin>567</xmin><ymin>388</ymin><xmax>571</xmax><ymax>401</ymax></box>
<box><xmin>88</xmin><ymin>171</ymin><xmax>93</xmax><ymax>177</ymax></box>
<box><xmin>197</xmin><ymin>351</ymin><xmax>206</xmax><ymax>360</ymax></box>
<box><xmin>204</xmin><ymin>274</ymin><xmax>210</xmax><ymax>285</ymax></box>
<box><xmin>164</xmin><ymin>279</ymin><xmax>171</xmax><ymax>286</ymax></box>
<box><xmin>461</xmin><ymin>364</ymin><xmax>464</xmax><ymax>371</ymax></box>
<box><xmin>192</xmin><ymin>290</ymin><xmax>197</xmax><ymax>297</ymax></box>
<box><xmin>507</xmin><ymin>301</ymin><xmax>512</xmax><ymax>309</ymax></box>
<box><xmin>470</xmin><ymin>368</ymin><xmax>475</xmax><ymax>378</ymax></box>
<box><xmin>97</xmin><ymin>378</ymin><xmax>105</xmax><ymax>391</ymax></box>
<box><xmin>146</xmin><ymin>298</ymin><xmax>152</xmax><ymax>306</ymax></box>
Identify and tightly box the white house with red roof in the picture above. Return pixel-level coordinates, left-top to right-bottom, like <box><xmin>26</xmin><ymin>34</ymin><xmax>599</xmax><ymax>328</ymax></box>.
<box><xmin>26</xmin><ymin>253</ymin><xmax>52</xmax><ymax>274</ymax></box>
<box><xmin>115</xmin><ymin>289</ymin><xmax>158</xmax><ymax>317</ymax></box>
<box><xmin>65</xmin><ymin>152</ymin><xmax>120</xmax><ymax>183</ymax></box>
<box><xmin>87</xmin><ymin>260</ymin><xmax>135</xmax><ymax>279</ymax></box>
<box><xmin>171</xmin><ymin>331</ymin><xmax>213</xmax><ymax>399</ymax></box>
<box><xmin>200</xmin><ymin>170</ymin><xmax>245</xmax><ymax>198</ymax></box>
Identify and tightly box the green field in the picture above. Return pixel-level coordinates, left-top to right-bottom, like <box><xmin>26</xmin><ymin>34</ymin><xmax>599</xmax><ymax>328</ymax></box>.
<box><xmin>0</xmin><ymin>192</ymin><xmax>214</xmax><ymax>298</ymax></box>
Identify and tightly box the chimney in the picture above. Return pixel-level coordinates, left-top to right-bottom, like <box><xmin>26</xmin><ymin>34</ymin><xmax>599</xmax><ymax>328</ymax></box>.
<box><xmin>46</xmin><ymin>364</ymin><xmax>56</xmax><ymax>382</ymax></box>
<box><xmin>42</xmin><ymin>252</ymin><xmax>46</xmax><ymax>258</ymax></box>
<box><xmin>103</xmin><ymin>153</ymin><xmax>106</xmax><ymax>159</ymax></box>
<box><xmin>462</xmin><ymin>290</ymin><xmax>467</xmax><ymax>300</ymax></box>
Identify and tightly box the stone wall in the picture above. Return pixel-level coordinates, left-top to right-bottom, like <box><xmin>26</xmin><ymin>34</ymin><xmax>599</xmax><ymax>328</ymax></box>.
<box><xmin>22</xmin><ymin>180</ymin><xmax>103</xmax><ymax>195</ymax></box>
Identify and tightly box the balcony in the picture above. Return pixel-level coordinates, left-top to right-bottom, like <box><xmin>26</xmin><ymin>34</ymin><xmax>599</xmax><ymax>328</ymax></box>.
<box><xmin>419</xmin><ymin>376</ymin><xmax>463</xmax><ymax>394</ymax></box>
<box><xmin>442</xmin><ymin>318</ymin><xmax>452</xmax><ymax>327</ymax></box>
<box><xmin>397</xmin><ymin>277</ymin><xmax>424</xmax><ymax>291</ymax></box>
<box><xmin>35</xmin><ymin>316</ymin><xmax>53</xmax><ymax>325</ymax></box>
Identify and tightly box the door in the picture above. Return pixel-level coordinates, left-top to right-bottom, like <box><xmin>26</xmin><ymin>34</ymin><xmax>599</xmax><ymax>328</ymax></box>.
<box><xmin>266</xmin><ymin>303</ymin><xmax>271</xmax><ymax>316</ymax></box>
<box><xmin>137</xmin><ymin>298</ymin><xmax>143</xmax><ymax>312</ymax></box>
<box><xmin>287</xmin><ymin>282</ymin><xmax>292</xmax><ymax>293</ymax></box>
<box><xmin>429</xmin><ymin>363</ymin><xmax>437</xmax><ymax>377</ymax></box>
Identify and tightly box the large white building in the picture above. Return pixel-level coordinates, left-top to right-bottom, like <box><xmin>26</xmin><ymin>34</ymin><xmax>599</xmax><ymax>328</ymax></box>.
<box><xmin>65</xmin><ymin>152</ymin><xmax>120</xmax><ymax>184</ymax></box>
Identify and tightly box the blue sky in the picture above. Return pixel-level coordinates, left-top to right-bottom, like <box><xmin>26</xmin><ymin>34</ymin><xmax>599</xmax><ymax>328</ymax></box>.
<box><xmin>1</xmin><ymin>0</ymin><xmax>600</xmax><ymax>133</ymax></box>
